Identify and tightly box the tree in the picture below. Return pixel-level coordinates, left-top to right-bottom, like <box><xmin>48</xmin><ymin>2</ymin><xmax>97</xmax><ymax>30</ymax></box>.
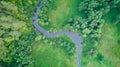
<box><xmin>96</xmin><ymin>53</ymin><xmax>104</xmax><ymax>62</ymax></box>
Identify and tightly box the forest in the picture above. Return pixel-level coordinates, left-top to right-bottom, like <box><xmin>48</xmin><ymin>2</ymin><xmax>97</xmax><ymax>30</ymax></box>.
<box><xmin>0</xmin><ymin>0</ymin><xmax>120</xmax><ymax>67</ymax></box>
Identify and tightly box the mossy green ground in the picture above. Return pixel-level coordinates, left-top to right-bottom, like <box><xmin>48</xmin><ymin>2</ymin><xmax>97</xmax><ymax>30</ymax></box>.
<box><xmin>32</xmin><ymin>42</ymin><xmax>76</xmax><ymax>67</ymax></box>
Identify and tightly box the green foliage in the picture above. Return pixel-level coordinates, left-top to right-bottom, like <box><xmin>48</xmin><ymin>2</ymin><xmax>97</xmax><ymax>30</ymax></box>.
<box><xmin>68</xmin><ymin>0</ymin><xmax>120</xmax><ymax>57</ymax></box>
<box><xmin>69</xmin><ymin>0</ymin><xmax>120</xmax><ymax>39</ymax></box>
<box><xmin>0</xmin><ymin>1</ymin><xmax>37</xmax><ymax>67</ymax></box>
<box><xmin>96</xmin><ymin>53</ymin><xmax>104</xmax><ymax>62</ymax></box>
<box><xmin>35</xmin><ymin>34</ymin><xmax>76</xmax><ymax>56</ymax></box>
<box><xmin>13</xmin><ymin>40</ymin><xmax>33</xmax><ymax>67</ymax></box>
<box><xmin>70</xmin><ymin>0</ymin><xmax>120</xmax><ymax>67</ymax></box>
<box><xmin>57</xmin><ymin>36</ymin><xmax>76</xmax><ymax>56</ymax></box>
<box><xmin>0</xmin><ymin>38</ymin><xmax>8</xmax><ymax>62</ymax></box>
<box><xmin>69</xmin><ymin>16</ymin><xmax>104</xmax><ymax>39</ymax></box>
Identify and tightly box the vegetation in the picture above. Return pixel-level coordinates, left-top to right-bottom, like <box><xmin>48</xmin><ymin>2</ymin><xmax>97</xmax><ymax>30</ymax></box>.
<box><xmin>32</xmin><ymin>42</ymin><xmax>76</xmax><ymax>67</ymax></box>
<box><xmin>0</xmin><ymin>0</ymin><xmax>77</xmax><ymax>67</ymax></box>
<box><xmin>0</xmin><ymin>1</ymin><xmax>37</xmax><ymax>67</ymax></box>
<box><xmin>37</xmin><ymin>0</ymin><xmax>80</xmax><ymax>31</ymax></box>
<box><xmin>98</xmin><ymin>23</ymin><xmax>120</xmax><ymax>67</ymax></box>
<box><xmin>75</xmin><ymin>0</ymin><xmax>120</xmax><ymax>67</ymax></box>
<box><xmin>0</xmin><ymin>0</ymin><xmax>120</xmax><ymax>67</ymax></box>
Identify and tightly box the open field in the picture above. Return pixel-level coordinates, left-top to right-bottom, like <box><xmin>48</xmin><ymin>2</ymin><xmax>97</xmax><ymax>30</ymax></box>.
<box><xmin>99</xmin><ymin>23</ymin><xmax>120</xmax><ymax>67</ymax></box>
<box><xmin>32</xmin><ymin>42</ymin><xmax>76</xmax><ymax>67</ymax></box>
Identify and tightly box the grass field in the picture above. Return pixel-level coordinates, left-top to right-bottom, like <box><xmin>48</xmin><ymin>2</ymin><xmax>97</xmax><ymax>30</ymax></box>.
<box><xmin>98</xmin><ymin>8</ymin><xmax>120</xmax><ymax>67</ymax></box>
<box><xmin>47</xmin><ymin>0</ymin><xmax>80</xmax><ymax>31</ymax></box>
<box><xmin>32</xmin><ymin>42</ymin><xmax>76</xmax><ymax>67</ymax></box>
<box><xmin>99</xmin><ymin>22</ymin><xmax>120</xmax><ymax>67</ymax></box>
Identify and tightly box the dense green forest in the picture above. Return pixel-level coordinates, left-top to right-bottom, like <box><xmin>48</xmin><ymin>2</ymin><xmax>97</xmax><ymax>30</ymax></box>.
<box><xmin>0</xmin><ymin>0</ymin><xmax>120</xmax><ymax>67</ymax></box>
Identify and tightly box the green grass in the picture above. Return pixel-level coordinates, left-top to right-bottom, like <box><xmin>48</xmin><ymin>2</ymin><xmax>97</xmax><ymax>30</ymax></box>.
<box><xmin>81</xmin><ymin>58</ymin><xmax>114</xmax><ymax>67</ymax></box>
<box><xmin>47</xmin><ymin>0</ymin><xmax>80</xmax><ymax>31</ymax></box>
<box><xmin>98</xmin><ymin>8</ymin><xmax>120</xmax><ymax>67</ymax></box>
<box><xmin>32</xmin><ymin>42</ymin><xmax>77</xmax><ymax>67</ymax></box>
<box><xmin>99</xmin><ymin>23</ymin><xmax>120</xmax><ymax>67</ymax></box>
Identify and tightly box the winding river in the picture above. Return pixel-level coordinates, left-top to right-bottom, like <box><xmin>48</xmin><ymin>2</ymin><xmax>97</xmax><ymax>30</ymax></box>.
<box><xmin>32</xmin><ymin>0</ymin><xmax>83</xmax><ymax>67</ymax></box>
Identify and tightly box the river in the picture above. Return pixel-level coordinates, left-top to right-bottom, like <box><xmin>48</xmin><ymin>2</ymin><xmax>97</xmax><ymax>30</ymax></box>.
<box><xmin>32</xmin><ymin>0</ymin><xmax>83</xmax><ymax>67</ymax></box>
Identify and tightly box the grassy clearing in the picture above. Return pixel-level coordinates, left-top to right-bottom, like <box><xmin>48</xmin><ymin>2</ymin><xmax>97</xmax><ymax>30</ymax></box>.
<box><xmin>98</xmin><ymin>8</ymin><xmax>120</xmax><ymax>67</ymax></box>
<box><xmin>99</xmin><ymin>23</ymin><xmax>120</xmax><ymax>67</ymax></box>
<box><xmin>32</xmin><ymin>42</ymin><xmax>77</xmax><ymax>67</ymax></box>
<box><xmin>47</xmin><ymin>0</ymin><xmax>80</xmax><ymax>30</ymax></box>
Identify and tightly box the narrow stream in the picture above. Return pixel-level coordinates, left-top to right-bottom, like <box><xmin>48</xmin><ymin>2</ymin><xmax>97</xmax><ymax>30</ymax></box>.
<box><xmin>32</xmin><ymin>0</ymin><xmax>83</xmax><ymax>67</ymax></box>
